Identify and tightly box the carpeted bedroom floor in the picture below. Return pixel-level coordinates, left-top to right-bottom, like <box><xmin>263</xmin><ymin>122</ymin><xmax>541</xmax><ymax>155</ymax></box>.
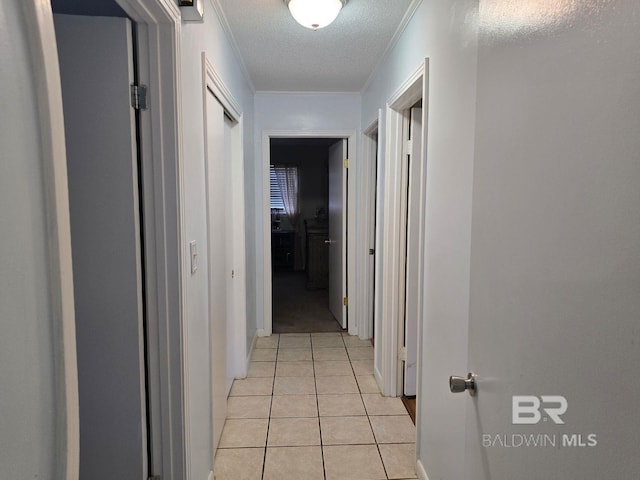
<box><xmin>272</xmin><ymin>271</ymin><xmax>343</xmax><ymax>333</ymax></box>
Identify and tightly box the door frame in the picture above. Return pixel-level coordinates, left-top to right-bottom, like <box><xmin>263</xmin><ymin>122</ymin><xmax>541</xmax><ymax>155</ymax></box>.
<box><xmin>379</xmin><ymin>60</ymin><xmax>430</xmax><ymax>397</ymax></box>
<box><xmin>357</xmin><ymin>116</ymin><xmax>381</xmax><ymax>341</ymax></box>
<box><xmin>114</xmin><ymin>0</ymin><xmax>186</xmax><ymax>477</ymax></box>
<box><xmin>24</xmin><ymin>2</ymin><xmax>80</xmax><ymax>477</ymax></box>
<box><xmin>202</xmin><ymin>52</ymin><xmax>247</xmax><ymax>381</ymax></box>
<box><xmin>261</xmin><ymin>130</ymin><xmax>358</xmax><ymax>336</ymax></box>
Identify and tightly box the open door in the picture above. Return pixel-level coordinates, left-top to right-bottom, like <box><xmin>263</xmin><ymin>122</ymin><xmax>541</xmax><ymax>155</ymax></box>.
<box><xmin>328</xmin><ymin>139</ymin><xmax>348</xmax><ymax>329</ymax></box>
<box><xmin>402</xmin><ymin>107</ymin><xmax>422</xmax><ymax>397</ymax></box>
<box><xmin>55</xmin><ymin>15</ymin><xmax>148</xmax><ymax>479</ymax></box>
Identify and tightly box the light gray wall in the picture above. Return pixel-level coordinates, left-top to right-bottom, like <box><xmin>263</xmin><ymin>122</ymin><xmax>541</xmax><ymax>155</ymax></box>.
<box><xmin>252</xmin><ymin>92</ymin><xmax>361</xmax><ymax>332</ymax></box>
<box><xmin>362</xmin><ymin>0</ymin><xmax>479</xmax><ymax>477</ymax></box>
<box><xmin>179</xmin><ymin>2</ymin><xmax>255</xmax><ymax>477</ymax></box>
<box><xmin>466</xmin><ymin>0</ymin><xmax>640</xmax><ymax>477</ymax></box>
<box><xmin>0</xmin><ymin>2</ymin><xmax>66</xmax><ymax>478</ymax></box>
<box><xmin>55</xmin><ymin>14</ymin><xmax>146</xmax><ymax>478</ymax></box>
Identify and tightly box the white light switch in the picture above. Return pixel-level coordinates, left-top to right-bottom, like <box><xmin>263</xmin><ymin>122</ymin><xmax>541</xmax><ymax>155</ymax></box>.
<box><xmin>190</xmin><ymin>240</ymin><xmax>198</xmax><ymax>274</ymax></box>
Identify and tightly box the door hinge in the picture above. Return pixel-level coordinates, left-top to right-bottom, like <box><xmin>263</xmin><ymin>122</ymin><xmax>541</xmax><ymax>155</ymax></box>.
<box><xmin>369</xmin><ymin>248</ymin><xmax>375</xmax><ymax>255</ymax></box>
<box><xmin>343</xmin><ymin>159</ymin><xmax>349</xmax><ymax>169</ymax></box>
<box><xmin>399</xmin><ymin>346</ymin><xmax>407</xmax><ymax>362</ymax></box>
<box><xmin>343</xmin><ymin>296</ymin><xmax>349</xmax><ymax>306</ymax></box>
<box><xmin>131</xmin><ymin>84</ymin><xmax>148</xmax><ymax>111</ymax></box>
<box><xmin>404</xmin><ymin>139</ymin><xmax>413</xmax><ymax>156</ymax></box>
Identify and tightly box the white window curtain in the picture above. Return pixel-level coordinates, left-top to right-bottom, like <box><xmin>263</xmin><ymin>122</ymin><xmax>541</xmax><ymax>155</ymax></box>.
<box><xmin>272</xmin><ymin>165</ymin><xmax>300</xmax><ymax>229</ymax></box>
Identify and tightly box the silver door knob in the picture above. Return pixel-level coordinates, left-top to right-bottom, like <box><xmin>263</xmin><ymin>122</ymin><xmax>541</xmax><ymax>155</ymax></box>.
<box><xmin>449</xmin><ymin>372</ymin><xmax>477</xmax><ymax>396</ymax></box>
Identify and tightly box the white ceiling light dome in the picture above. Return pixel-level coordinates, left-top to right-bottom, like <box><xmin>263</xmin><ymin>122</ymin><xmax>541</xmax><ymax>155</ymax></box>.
<box><xmin>285</xmin><ymin>0</ymin><xmax>347</xmax><ymax>30</ymax></box>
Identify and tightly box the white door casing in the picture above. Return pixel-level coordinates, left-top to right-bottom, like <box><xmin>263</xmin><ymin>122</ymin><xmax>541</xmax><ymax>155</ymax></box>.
<box><xmin>1</xmin><ymin>1</ymin><xmax>79</xmax><ymax>478</ymax></box>
<box><xmin>261</xmin><ymin>131</ymin><xmax>357</xmax><ymax>337</ymax></box>
<box><xmin>328</xmin><ymin>139</ymin><xmax>348</xmax><ymax>329</ymax></box>
<box><xmin>55</xmin><ymin>14</ymin><xmax>148</xmax><ymax>478</ymax></box>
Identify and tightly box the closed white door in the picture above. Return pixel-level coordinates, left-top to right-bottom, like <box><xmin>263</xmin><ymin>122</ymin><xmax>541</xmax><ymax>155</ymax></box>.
<box><xmin>55</xmin><ymin>14</ymin><xmax>147</xmax><ymax>479</ymax></box>
<box><xmin>403</xmin><ymin>107</ymin><xmax>422</xmax><ymax>397</ymax></box>
<box><xmin>328</xmin><ymin>139</ymin><xmax>348</xmax><ymax>328</ymax></box>
<box><xmin>205</xmin><ymin>89</ymin><xmax>228</xmax><ymax>452</ymax></box>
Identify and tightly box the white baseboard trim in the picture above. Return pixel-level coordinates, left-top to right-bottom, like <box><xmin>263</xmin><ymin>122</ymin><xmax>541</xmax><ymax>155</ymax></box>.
<box><xmin>416</xmin><ymin>459</ymin><xmax>429</xmax><ymax>480</ymax></box>
<box><xmin>256</xmin><ymin>328</ymin><xmax>268</xmax><ymax>337</ymax></box>
<box><xmin>208</xmin><ymin>469</ymin><xmax>215</xmax><ymax>480</ymax></box>
<box><xmin>242</xmin><ymin>332</ymin><xmax>258</xmax><ymax>378</ymax></box>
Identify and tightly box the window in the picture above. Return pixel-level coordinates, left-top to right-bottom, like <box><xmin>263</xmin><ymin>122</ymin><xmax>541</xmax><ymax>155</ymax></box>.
<box><xmin>270</xmin><ymin>165</ymin><xmax>299</xmax><ymax>214</ymax></box>
<box><xmin>270</xmin><ymin>165</ymin><xmax>286</xmax><ymax>211</ymax></box>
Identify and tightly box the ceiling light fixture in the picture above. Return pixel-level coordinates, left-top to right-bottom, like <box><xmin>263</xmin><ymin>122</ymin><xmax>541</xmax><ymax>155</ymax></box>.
<box><xmin>284</xmin><ymin>0</ymin><xmax>347</xmax><ymax>30</ymax></box>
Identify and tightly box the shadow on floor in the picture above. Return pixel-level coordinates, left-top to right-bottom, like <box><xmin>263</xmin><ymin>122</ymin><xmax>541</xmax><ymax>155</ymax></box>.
<box><xmin>272</xmin><ymin>270</ymin><xmax>343</xmax><ymax>333</ymax></box>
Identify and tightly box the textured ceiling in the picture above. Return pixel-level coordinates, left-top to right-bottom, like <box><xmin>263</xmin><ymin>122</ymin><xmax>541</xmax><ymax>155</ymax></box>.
<box><xmin>216</xmin><ymin>0</ymin><xmax>415</xmax><ymax>92</ymax></box>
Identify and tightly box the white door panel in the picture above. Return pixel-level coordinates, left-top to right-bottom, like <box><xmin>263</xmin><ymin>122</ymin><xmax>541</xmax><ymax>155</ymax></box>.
<box><xmin>328</xmin><ymin>139</ymin><xmax>347</xmax><ymax>328</ymax></box>
<box><xmin>403</xmin><ymin>107</ymin><xmax>422</xmax><ymax>397</ymax></box>
<box><xmin>206</xmin><ymin>90</ymin><xmax>228</xmax><ymax>453</ymax></box>
<box><xmin>55</xmin><ymin>15</ymin><xmax>147</xmax><ymax>479</ymax></box>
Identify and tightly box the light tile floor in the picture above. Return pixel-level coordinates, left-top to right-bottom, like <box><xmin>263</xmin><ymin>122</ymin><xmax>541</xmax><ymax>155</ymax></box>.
<box><xmin>215</xmin><ymin>332</ymin><xmax>418</xmax><ymax>480</ymax></box>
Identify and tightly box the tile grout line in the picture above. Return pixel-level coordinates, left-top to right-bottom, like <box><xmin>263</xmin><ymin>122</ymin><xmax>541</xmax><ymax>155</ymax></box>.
<box><xmin>260</xmin><ymin>335</ymin><xmax>279</xmax><ymax>480</ymax></box>
<box><xmin>311</xmin><ymin>335</ymin><xmax>328</xmax><ymax>480</ymax></box>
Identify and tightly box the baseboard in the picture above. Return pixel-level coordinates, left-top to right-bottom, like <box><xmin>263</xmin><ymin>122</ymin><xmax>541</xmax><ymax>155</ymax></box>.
<box><xmin>208</xmin><ymin>469</ymin><xmax>215</xmax><ymax>480</ymax></box>
<box><xmin>256</xmin><ymin>328</ymin><xmax>268</xmax><ymax>337</ymax></box>
<box><xmin>243</xmin><ymin>331</ymin><xmax>258</xmax><ymax>378</ymax></box>
<box><xmin>416</xmin><ymin>459</ymin><xmax>429</xmax><ymax>480</ymax></box>
<box><xmin>374</xmin><ymin>365</ymin><xmax>384</xmax><ymax>394</ymax></box>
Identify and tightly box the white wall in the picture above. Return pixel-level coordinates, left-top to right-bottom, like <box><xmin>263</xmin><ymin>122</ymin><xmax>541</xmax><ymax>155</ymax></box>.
<box><xmin>361</xmin><ymin>0</ymin><xmax>479</xmax><ymax>478</ymax></box>
<box><xmin>179</xmin><ymin>2</ymin><xmax>255</xmax><ymax>477</ymax></box>
<box><xmin>252</xmin><ymin>92</ymin><xmax>361</xmax><ymax>332</ymax></box>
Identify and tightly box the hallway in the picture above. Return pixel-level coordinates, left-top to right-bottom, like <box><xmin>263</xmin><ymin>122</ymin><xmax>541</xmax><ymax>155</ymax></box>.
<box><xmin>215</xmin><ymin>332</ymin><xmax>417</xmax><ymax>479</ymax></box>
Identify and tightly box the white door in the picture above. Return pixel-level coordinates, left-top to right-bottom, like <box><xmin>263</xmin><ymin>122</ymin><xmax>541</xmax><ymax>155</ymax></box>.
<box><xmin>205</xmin><ymin>89</ymin><xmax>228</xmax><ymax>452</ymax></box>
<box><xmin>403</xmin><ymin>107</ymin><xmax>422</xmax><ymax>396</ymax></box>
<box><xmin>55</xmin><ymin>15</ymin><xmax>147</xmax><ymax>479</ymax></box>
<box><xmin>462</xmin><ymin>66</ymin><xmax>640</xmax><ymax>480</ymax></box>
<box><xmin>328</xmin><ymin>139</ymin><xmax>348</xmax><ymax>328</ymax></box>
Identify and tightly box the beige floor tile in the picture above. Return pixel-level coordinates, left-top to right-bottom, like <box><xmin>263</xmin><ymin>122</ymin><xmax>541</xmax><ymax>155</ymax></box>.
<box><xmin>273</xmin><ymin>376</ymin><xmax>316</xmax><ymax>395</ymax></box>
<box><xmin>348</xmin><ymin>346</ymin><xmax>374</xmax><ymax>360</ymax></box>
<box><xmin>247</xmin><ymin>361</ymin><xmax>275</xmax><ymax>378</ymax></box>
<box><xmin>351</xmin><ymin>359</ymin><xmax>375</xmax><ymax>375</ymax></box>
<box><xmin>280</xmin><ymin>333</ymin><xmax>311</xmax><ymax>337</ymax></box>
<box><xmin>356</xmin><ymin>375</ymin><xmax>381</xmax><ymax>394</ymax></box>
<box><xmin>275</xmin><ymin>361</ymin><xmax>314</xmax><ymax>377</ymax></box>
<box><xmin>255</xmin><ymin>335</ymin><xmax>279</xmax><ymax>349</ymax></box>
<box><xmin>320</xmin><ymin>416</ymin><xmax>375</xmax><ymax>445</ymax></box>
<box><xmin>227</xmin><ymin>396</ymin><xmax>272</xmax><ymax>419</ymax></box>
<box><xmin>267</xmin><ymin>417</ymin><xmax>320</xmax><ymax>446</ymax></box>
<box><xmin>313</xmin><ymin>360</ymin><xmax>353</xmax><ymax>377</ymax></box>
<box><xmin>263</xmin><ymin>446</ymin><xmax>324</xmax><ymax>480</ymax></box>
<box><xmin>251</xmin><ymin>348</ymin><xmax>277</xmax><ymax>362</ymax></box>
<box><xmin>277</xmin><ymin>348</ymin><xmax>312</xmax><ymax>361</ymax></box>
<box><xmin>316</xmin><ymin>375</ymin><xmax>359</xmax><ymax>394</ymax></box>
<box><xmin>270</xmin><ymin>394</ymin><xmax>318</xmax><ymax>418</ymax></box>
<box><xmin>312</xmin><ymin>347</ymin><xmax>348</xmax><ymax>361</ymax></box>
<box><xmin>323</xmin><ymin>444</ymin><xmax>387</xmax><ymax>480</ymax></box>
<box><xmin>219</xmin><ymin>419</ymin><xmax>268</xmax><ymax>448</ymax></box>
<box><xmin>230</xmin><ymin>377</ymin><xmax>273</xmax><ymax>396</ymax></box>
<box><xmin>379</xmin><ymin>443</ymin><xmax>418</xmax><ymax>479</ymax></box>
<box><xmin>369</xmin><ymin>415</ymin><xmax>416</xmax><ymax>444</ymax></box>
<box><xmin>278</xmin><ymin>335</ymin><xmax>311</xmax><ymax>348</ymax></box>
<box><xmin>214</xmin><ymin>447</ymin><xmax>264</xmax><ymax>480</ymax></box>
<box><xmin>317</xmin><ymin>394</ymin><xmax>366</xmax><ymax>417</ymax></box>
<box><xmin>362</xmin><ymin>393</ymin><xmax>409</xmax><ymax>415</ymax></box>
<box><xmin>343</xmin><ymin>335</ymin><xmax>373</xmax><ymax>348</ymax></box>
<box><xmin>311</xmin><ymin>336</ymin><xmax>346</xmax><ymax>348</ymax></box>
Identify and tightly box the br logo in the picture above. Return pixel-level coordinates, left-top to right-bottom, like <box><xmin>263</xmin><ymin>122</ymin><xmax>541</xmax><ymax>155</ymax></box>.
<box><xmin>512</xmin><ymin>396</ymin><xmax>568</xmax><ymax>425</ymax></box>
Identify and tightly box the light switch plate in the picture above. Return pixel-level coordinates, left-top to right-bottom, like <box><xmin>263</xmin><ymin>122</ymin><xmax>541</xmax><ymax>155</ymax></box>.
<box><xmin>190</xmin><ymin>240</ymin><xmax>198</xmax><ymax>274</ymax></box>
